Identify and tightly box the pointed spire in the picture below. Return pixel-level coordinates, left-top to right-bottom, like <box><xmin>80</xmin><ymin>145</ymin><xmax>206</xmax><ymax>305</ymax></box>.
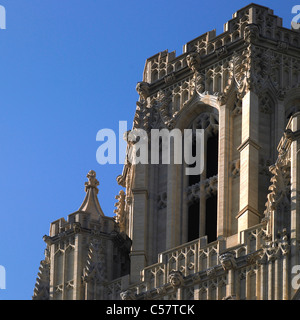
<box><xmin>78</xmin><ymin>170</ymin><xmax>105</xmax><ymax>216</ymax></box>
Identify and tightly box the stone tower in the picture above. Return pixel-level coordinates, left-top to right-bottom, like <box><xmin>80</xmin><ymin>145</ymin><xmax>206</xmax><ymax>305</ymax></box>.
<box><xmin>33</xmin><ymin>170</ymin><xmax>131</xmax><ymax>300</ymax></box>
<box><xmin>33</xmin><ymin>3</ymin><xmax>300</xmax><ymax>300</ymax></box>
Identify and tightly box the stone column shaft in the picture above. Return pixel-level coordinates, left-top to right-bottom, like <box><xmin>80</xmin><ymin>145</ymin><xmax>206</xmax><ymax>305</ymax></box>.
<box><xmin>237</xmin><ymin>91</ymin><xmax>261</xmax><ymax>233</ymax></box>
<box><xmin>217</xmin><ymin>104</ymin><xmax>230</xmax><ymax>237</ymax></box>
<box><xmin>130</xmin><ymin>164</ymin><xmax>149</xmax><ymax>284</ymax></box>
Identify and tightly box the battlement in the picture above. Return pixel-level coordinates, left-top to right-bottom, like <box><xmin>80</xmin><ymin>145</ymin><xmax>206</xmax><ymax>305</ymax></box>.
<box><xmin>142</xmin><ymin>3</ymin><xmax>299</xmax><ymax>86</ymax></box>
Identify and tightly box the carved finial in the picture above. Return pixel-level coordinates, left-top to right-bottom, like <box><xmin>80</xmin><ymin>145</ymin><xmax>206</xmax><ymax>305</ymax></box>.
<box><xmin>85</xmin><ymin>170</ymin><xmax>99</xmax><ymax>193</ymax></box>
<box><xmin>78</xmin><ymin>170</ymin><xmax>104</xmax><ymax>216</ymax></box>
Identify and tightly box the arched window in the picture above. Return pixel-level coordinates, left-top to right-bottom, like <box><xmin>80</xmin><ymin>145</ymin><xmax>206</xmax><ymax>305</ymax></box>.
<box><xmin>186</xmin><ymin>111</ymin><xmax>219</xmax><ymax>243</ymax></box>
<box><xmin>205</xmin><ymin>194</ymin><xmax>217</xmax><ymax>243</ymax></box>
<box><xmin>207</xmin><ymin>133</ymin><xmax>218</xmax><ymax>177</ymax></box>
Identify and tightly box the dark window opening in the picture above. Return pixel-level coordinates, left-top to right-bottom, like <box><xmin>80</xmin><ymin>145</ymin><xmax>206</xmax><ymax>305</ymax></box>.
<box><xmin>188</xmin><ymin>139</ymin><xmax>200</xmax><ymax>185</ymax></box>
<box><xmin>205</xmin><ymin>194</ymin><xmax>217</xmax><ymax>243</ymax></box>
<box><xmin>188</xmin><ymin>171</ymin><xmax>200</xmax><ymax>186</ymax></box>
<box><xmin>188</xmin><ymin>201</ymin><xmax>200</xmax><ymax>242</ymax></box>
<box><xmin>206</xmin><ymin>134</ymin><xmax>218</xmax><ymax>178</ymax></box>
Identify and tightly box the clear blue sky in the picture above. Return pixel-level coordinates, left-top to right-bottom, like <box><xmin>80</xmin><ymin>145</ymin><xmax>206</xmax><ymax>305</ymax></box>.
<box><xmin>0</xmin><ymin>0</ymin><xmax>295</xmax><ymax>300</ymax></box>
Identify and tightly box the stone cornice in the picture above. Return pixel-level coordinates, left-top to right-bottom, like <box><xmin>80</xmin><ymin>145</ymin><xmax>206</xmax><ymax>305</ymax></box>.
<box><xmin>43</xmin><ymin>224</ymin><xmax>125</xmax><ymax>246</ymax></box>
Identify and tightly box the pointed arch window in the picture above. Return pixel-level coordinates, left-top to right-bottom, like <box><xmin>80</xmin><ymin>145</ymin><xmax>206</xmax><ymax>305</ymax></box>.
<box><xmin>186</xmin><ymin>111</ymin><xmax>219</xmax><ymax>243</ymax></box>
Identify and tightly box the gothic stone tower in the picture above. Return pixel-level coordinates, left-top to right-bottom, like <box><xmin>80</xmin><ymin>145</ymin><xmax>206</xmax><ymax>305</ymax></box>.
<box><xmin>33</xmin><ymin>3</ymin><xmax>300</xmax><ymax>300</ymax></box>
<box><xmin>33</xmin><ymin>170</ymin><xmax>131</xmax><ymax>300</ymax></box>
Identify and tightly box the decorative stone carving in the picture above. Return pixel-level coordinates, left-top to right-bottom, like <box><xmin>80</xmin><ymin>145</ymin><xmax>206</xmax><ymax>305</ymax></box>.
<box><xmin>278</xmin><ymin>229</ymin><xmax>290</xmax><ymax>256</ymax></box>
<box><xmin>195</xmin><ymin>112</ymin><xmax>219</xmax><ymax>136</ymax></box>
<box><xmin>284</xmin><ymin>128</ymin><xmax>300</xmax><ymax>142</ymax></box>
<box><xmin>231</xmin><ymin>99</ymin><xmax>242</xmax><ymax>116</ymax></box>
<box><xmin>229</xmin><ymin>49</ymin><xmax>249</xmax><ymax>96</ymax></box>
<box><xmin>168</xmin><ymin>271</ymin><xmax>184</xmax><ymax>288</ymax></box>
<box><xmin>186</xmin><ymin>182</ymin><xmax>200</xmax><ymax>204</ymax></box>
<box><xmin>206</xmin><ymin>267</ymin><xmax>217</xmax><ymax>278</ymax></box>
<box><xmin>277</xmin><ymin>41</ymin><xmax>289</xmax><ymax>52</ymax></box>
<box><xmin>219</xmin><ymin>252</ymin><xmax>236</xmax><ymax>270</ymax></box>
<box><xmin>204</xmin><ymin>175</ymin><xmax>218</xmax><ymax>198</ymax></box>
<box><xmin>263</xmin><ymin>241</ymin><xmax>280</xmax><ymax>262</ymax></box>
<box><xmin>126</xmin><ymin>195</ymin><xmax>132</xmax><ymax>205</ymax></box>
<box><xmin>246</xmin><ymin>250</ymin><xmax>263</xmax><ymax>265</ymax></box>
<box><xmin>32</xmin><ymin>248</ymin><xmax>50</xmax><ymax>300</ymax></box>
<box><xmin>187</xmin><ymin>175</ymin><xmax>218</xmax><ymax>203</ymax></box>
<box><xmin>215</xmin><ymin>45</ymin><xmax>227</xmax><ymax>57</ymax></box>
<box><xmin>82</xmin><ymin>238</ymin><xmax>106</xmax><ymax>284</ymax></box>
<box><xmin>156</xmin><ymin>89</ymin><xmax>172</xmax><ymax>128</ymax></box>
<box><xmin>72</xmin><ymin>222</ymin><xmax>82</xmax><ymax>234</ymax></box>
<box><xmin>114</xmin><ymin>190</ymin><xmax>126</xmax><ymax>232</ymax></box>
<box><xmin>116</xmin><ymin>174</ymin><xmax>126</xmax><ymax>187</ymax></box>
<box><xmin>259</xmin><ymin>229</ymin><xmax>290</xmax><ymax>263</ymax></box>
<box><xmin>244</xmin><ymin>23</ymin><xmax>260</xmax><ymax>43</ymax></box>
<box><xmin>43</xmin><ymin>235</ymin><xmax>52</xmax><ymax>246</ymax></box>
<box><xmin>120</xmin><ymin>289</ymin><xmax>135</xmax><ymax>300</ymax></box>
<box><xmin>259</xmin><ymin>95</ymin><xmax>273</xmax><ymax>114</ymax></box>
<box><xmin>186</xmin><ymin>52</ymin><xmax>201</xmax><ymax>72</ymax></box>
<box><xmin>164</xmin><ymin>73</ymin><xmax>176</xmax><ymax>85</ymax></box>
<box><xmin>136</xmin><ymin>81</ymin><xmax>150</xmax><ymax>100</ymax></box>
<box><xmin>191</xmin><ymin>71</ymin><xmax>205</xmax><ymax>93</ymax></box>
<box><xmin>259</xmin><ymin>157</ymin><xmax>272</xmax><ymax>176</ymax></box>
<box><xmin>231</xmin><ymin>159</ymin><xmax>240</xmax><ymax>178</ymax></box>
<box><xmin>157</xmin><ymin>191</ymin><xmax>167</xmax><ymax>209</ymax></box>
<box><xmin>85</xmin><ymin>170</ymin><xmax>99</xmax><ymax>192</ymax></box>
<box><xmin>264</xmin><ymin>150</ymin><xmax>291</xmax><ymax>235</ymax></box>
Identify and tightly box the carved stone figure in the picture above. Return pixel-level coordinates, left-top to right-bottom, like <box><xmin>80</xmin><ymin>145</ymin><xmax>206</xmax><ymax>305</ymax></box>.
<box><xmin>168</xmin><ymin>271</ymin><xmax>184</xmax><ymax>288</ymax></box>
<box><xmin>186</xmin><ymin>52</ymin><xmax>201</xmax><ymax>72</ymax></box>
<box><xmin>136</xmin><ymin>81</ymin><xmax>150</xmax><ymax>100</ymax></box>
